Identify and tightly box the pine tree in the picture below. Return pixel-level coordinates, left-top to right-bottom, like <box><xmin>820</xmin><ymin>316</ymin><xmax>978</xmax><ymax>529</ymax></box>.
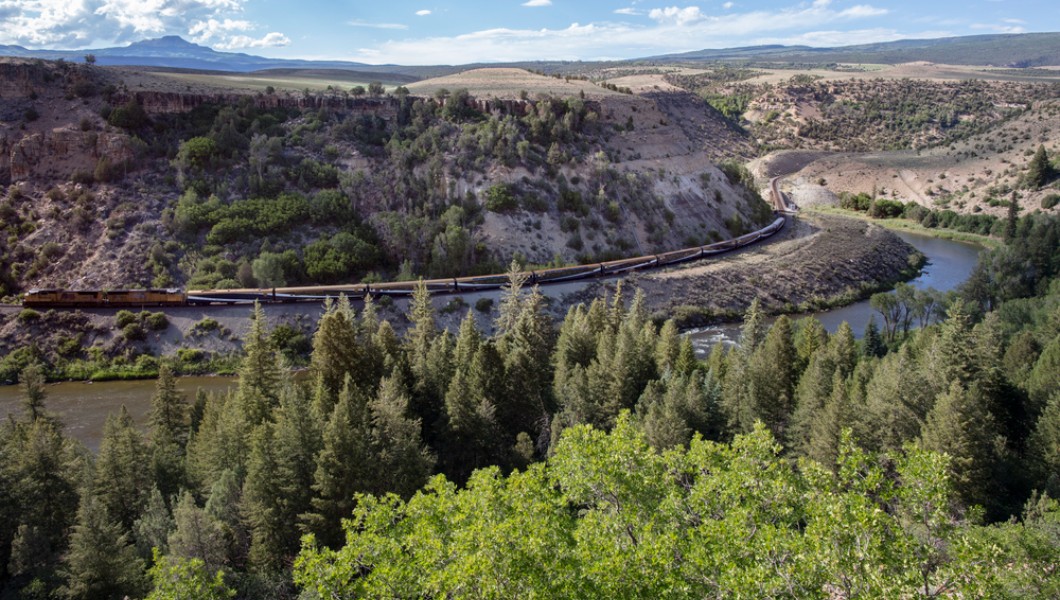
<box><xmin>58</xmin><ymin>496</ymin><xmax>146</xmax><ymax>600</ymax></box>
<box><xmin>1026</xmin><ymin>144</ymin><xmax>1054</xmax><ymax>189</ymax></box>
<box><xmin>500</xmin><ymin>286</ymin><xmax>556</xmax><ymax>443</ymax></box>
<box><xmin>134</xmin><ymin>486</ymin><xmax>174</xmax><ymax>559</ymax></box>
<box><xmin>862</xmin><ymin>315</ymin><xmax>885</xmax><ymax>358</ymax></box>
<box><xmin>168</xmin><ymin>491</ymin><xmax>227</xmax><ymax>571</ymax></box>
<box><xmin>309</xmin><ymin>295</ymin><xmax>364</xmax><ymax>414</ymax></box>
<box><xmin>19</xmin><ymin>362</ymin><xmax>51</xmax><ymax>423</ymax></box>
<box><xmin>304</xmin><ymin>377</ymin><xmax>374</xmax><ymax>549</ymax></box>
<box><xmin>805</xmin><ymin>370</ymin><xmax>853</xmax><ymax>470</ymax></box>
<box><xmin>1005</xmin><ymin>192</ymin><xmax>1019</xmax><ymax>243</ymax></box>
<box><xmin>272</xmin><ymin>384</ymin><xmax>320</xmax><ymax>533</ymax></box>
<box><xmin>185</xmin><ymin>392</ymin><xmax>249</xmax><ymax>493</ymax></box>
<box><xmin>203</xmin><ymin>470</ymin><xmax>247</xmax><ymax>569</ymax></box>
<box><xmin>150</xmin><ymin>366</ymin><xmax>189</xmax><ymax>500</ymax></box>
<box><xmin>243</xmin><ymin>423</ymin><xmax>295</xmax><ymax>572</ymax></box>
<box><xmin>794</xmin><ymin>317</ymin><xmax>828</xmax><ymax>374</ymax></box>
<box><xmin>1028</xmin><ymin>392</ymin><xmax>1060</xmax><ymax>496</ymax></box>
<box><xmin>495</xmin><ymin>260</ymin><xmax>529</xmax><ymax>336</ymax></box>
<box><xmin>94</xmin><ymin>406</ymin><xmax>152</xmax><ymax>532</ymax></box>
<box><xmin>790</xmin><ymin>344</ymin><xmax>838</xmax><ymax>453</ymax></box>
<box><xmin>1027</xmin><ymin>334</ymin><xmax>1060</xmax><ymax>417</ymax></box>
<box><xmin>369</xmin><ymin>376</ymin><xmax>435</xmax><ymax>498</ymax></box>
<box><xmin>831</xmin><ymin>322</ymin><xmax>858</xmax><ymax>379</ymax></box>
<box><xmin>238</xmin><ymin>302</ymin><xmax>284</xmax><ymax>425</ymax></box>
<box><xmin>654</xmin><ymin>319</ymin><xmax>682</xmax><ymax>375</ymax></box>
<box><xmin>919</xmin><ymin>381</ymin><xmax>1000</xmax><ymax>510</ymax></box>
<box><xmin>151</xmin><ymin>365</ymin><xmax>188</xmax><ymax>443</ymax></box>
<box><xmin>442</xmin><ymin>319</ymin><xmax>502</xmax><ymax>481</ymax></box>
<box><xmin>721</xmin><ymin>299</ymin><xmax>771</xmax><ymax>436</ymax></box>
<box><xmin>638</xmin><ymin>380</ymin><xmax>690</xmax><ymax>451</ymax></box>
<box><xmin>739</xmin><ymin>297</ymin><xmax>767</xmax><ymax>352</ymax></box>
<box><xmin>748</xmin><ymin>315</ymin><xmax>798</xmax><ymax>439</ymax></box>
<box><xmin>925</xmin><ymin>300</ymin><xmax>977</xmax><ymax>394</ymax></box>
<box><xmin>864</xmin><ymin>344</ymin><xmax>932</xmax><ymax>452</ymax></box>
<box><xmin>5</xmin><ymin>418</ymin><xmax>81</xmax><ymax>579</ymax></box>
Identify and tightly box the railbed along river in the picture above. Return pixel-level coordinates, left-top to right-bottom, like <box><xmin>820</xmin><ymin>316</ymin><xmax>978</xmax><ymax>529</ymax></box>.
<box><xmin>1</xmin><ymin>229</ymin><xmax>981</xmax><ymax>450</ymax></box>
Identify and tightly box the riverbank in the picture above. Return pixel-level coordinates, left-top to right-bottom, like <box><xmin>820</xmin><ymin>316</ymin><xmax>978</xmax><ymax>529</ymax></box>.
<box><xmin>627</xmin><ymin>213</ymin><xmax>925</xmax><ymax>328</ymax></box>
<box><xmin>807</xmin><ymin>206</ymin><xmax>1002</xmax><ymax>249</ymax></box>
<box><xmin>1</xmin><ymin>212</ymin><xmax>923</xmax><ymax>383</ymax></box>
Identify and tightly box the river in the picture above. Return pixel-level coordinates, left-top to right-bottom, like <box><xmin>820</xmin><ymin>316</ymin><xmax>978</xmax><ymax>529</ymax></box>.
<box><xmin>0</xmin><ymin>376</ymin><xmax>238</xmax><ymax>451</ymax></box>
<box><xmin>0</xmin><ymin>229</ymin><xmax>982</xmax><ymax>450</ymax></box>
<box><xmin>685</xmin><ymin>230</ymin><xmax>983</xmax><ymax>353</ymax></box>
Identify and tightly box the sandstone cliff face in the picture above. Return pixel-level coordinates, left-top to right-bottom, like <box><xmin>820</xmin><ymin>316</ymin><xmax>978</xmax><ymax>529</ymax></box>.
<box><xmin>1</xmin><ymin>129</ymin><xmax>136</xmax><ymax>184</ymax></box>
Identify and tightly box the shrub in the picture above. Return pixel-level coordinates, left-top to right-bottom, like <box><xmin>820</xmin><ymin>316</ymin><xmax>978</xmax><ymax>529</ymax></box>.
<box><xmin>176</xmin><ymin>348</ymin><xmax>206</xmax><ymax>363</ymax></box>
<box><xmin>1043</xmin><ymin>194</ymin><xmax>1060</xmax><ymax>210</ymax></box>
<box><xmin>115</xmin><ymin>310</ymin><xmax>137</xmax><ymax>328</ymax></box>
<box><xmin>107</xmin><ymin>100</ymin><xmax>148</xmax><ymax>129</ymax></box>
<box><xmin>17</xmin><ymin>308</ymin><xmax>41</xmax><ymax>323</ymax></box>
<box><xmin>144</xmin><ymin>312</ymin><xmax>169</xmax><ymax>331</ymax></box>
<box><xmin>484</xmin><ymin>184</ymin><xmax>518</xmax><ymax>213</ymax></box>
<box><xmin>122</xmin><ymin>322</ymin><xmax>146</xmax><ymax>341</ymax></box>
<box><xmin>475</xmin><ymin>297</ymin><xmax>494</xmax><ymax>313</ymax></box>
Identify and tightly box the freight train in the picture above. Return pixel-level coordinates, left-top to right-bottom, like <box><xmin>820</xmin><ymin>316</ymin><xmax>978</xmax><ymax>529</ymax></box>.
<box><xmin>22</xmin><ymin>216</ymin><xmax>786</xmax><ymax>308</ymax></box>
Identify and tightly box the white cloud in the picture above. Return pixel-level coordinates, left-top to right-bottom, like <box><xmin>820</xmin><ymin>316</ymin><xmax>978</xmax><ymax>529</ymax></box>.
<box><xmin>648</xmin><ymin>6</ymin><xmax>705</xmax><ymax>26</ymax></box>
<box><xmin>416</xmin><ymin>9</ymin><xmax>432</xmax><ymax>16</ymax></box>
<box><xmin>837</xmin><ymin>5</ymin><xmax>888</xmax><ymax>18</ymax></box>
<box><xmin>189</xmin><ymin>17</ymin><xmax>252</xmax><ymax>43</ymax></box>
<box><xmin>614</xmin><ymin>8</ymin><xmax>641</xmax><ymax>16</ymax></box>
<box><xmin>348</xmin><ymin>0</ymin><xmax>896</xmax><ymax>64</ymax></box>
<box><xmin>522</xmin><ymin>0</ymin><xmax>552</xmax><ymax>6</ymax></box>
<box><xmin>347</xmin><ymin>19</ymin><xmax>409</xmax><ymax>30</ymax></box>
<box><xmin>216</xmin><ymin>31</ymin><xmax>290</xmax><ymax>49</ymax></box>
<box><xmin>0</xmin><ymin>0</ymin><xmax>290</xmax><ymax>50</ymax></box>
<box><xmin>971</xmin><ymin>22</ymin><xmax>1026</xmax><ymax>34</ymax></box>
<box><xmin>722</xmin><ymin>2</ymin><xmax>734</xmax><ymax>9</ymax></box>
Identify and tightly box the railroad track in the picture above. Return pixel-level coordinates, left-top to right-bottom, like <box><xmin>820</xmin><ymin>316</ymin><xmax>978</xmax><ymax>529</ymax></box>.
<box><xmin>770</xmin><ymin>176</ymin><xmax>798</xmax><ymax>214</ymax></box>
<box><xmin>19</xmin><ymin>184</ymin><xmax>799</xmax><ymax>308</ymax></box>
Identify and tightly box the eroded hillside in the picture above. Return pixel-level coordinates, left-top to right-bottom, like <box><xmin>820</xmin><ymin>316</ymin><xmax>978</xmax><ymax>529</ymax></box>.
<box><xmin>662</xmin><ymin>66</ymin><xmax>1060</xmax><ymax>216</ymax></box>
<box><xmin>0</xmin><ymin>60</ymin><xmax>766</xmax><ymax>298</ymax></box>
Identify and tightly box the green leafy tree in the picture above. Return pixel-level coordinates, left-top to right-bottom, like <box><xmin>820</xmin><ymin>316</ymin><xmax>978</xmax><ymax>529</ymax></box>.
<box><xmin>145</xmin><ymin>549</ymin><xmax>235</xmax><ymax>600</ymax></box>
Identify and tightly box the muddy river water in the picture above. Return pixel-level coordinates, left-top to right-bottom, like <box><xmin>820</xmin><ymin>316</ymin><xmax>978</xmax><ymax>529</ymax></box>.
<box><xmin>0</xmin><ymin>229</ymin><xmax>982</xmax><ymax>450</ymax></box>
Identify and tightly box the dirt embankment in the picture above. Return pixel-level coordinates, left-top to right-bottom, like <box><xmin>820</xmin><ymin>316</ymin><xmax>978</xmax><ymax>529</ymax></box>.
<box><xmin>627</xmin><ymin>213</ymin><xmax>922</xmax><ymax>325</ymax></box>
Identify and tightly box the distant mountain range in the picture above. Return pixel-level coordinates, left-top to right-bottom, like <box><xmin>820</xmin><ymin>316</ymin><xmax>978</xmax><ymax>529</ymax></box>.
<box><xmin>0</xmin><ymin>35</ymin><xmax>386</xmax><ymax>72</ymax></box>
<box><xmin>2</xmin><ymin>32</ymin><xmax>1059</xmax><ymax>72</ymax></box>
<box><xmin>648</xmin><ymin>33</ymin><xmax>1060</xmax><ymax>68</ymax></box>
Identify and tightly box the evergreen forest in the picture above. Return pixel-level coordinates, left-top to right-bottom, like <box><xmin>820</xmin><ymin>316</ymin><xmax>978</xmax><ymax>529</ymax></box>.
<box><xmin>1</xmin><ymin>212</ymin><xmax>1058</xmax><ymax>599</ymax></box>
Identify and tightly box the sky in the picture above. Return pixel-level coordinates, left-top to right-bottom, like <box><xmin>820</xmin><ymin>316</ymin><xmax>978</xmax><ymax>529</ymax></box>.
<box><xmin>0</xmin><ymin>0</ymin><xmax>1056</xmax><ymax>65</ymax></box>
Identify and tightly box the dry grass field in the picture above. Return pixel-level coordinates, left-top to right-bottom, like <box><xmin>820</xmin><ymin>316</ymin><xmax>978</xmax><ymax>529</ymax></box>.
<box><xmin>407</xmin><ymin>67</ymin><xmax>619</xmax><ymax>99</ymax></box>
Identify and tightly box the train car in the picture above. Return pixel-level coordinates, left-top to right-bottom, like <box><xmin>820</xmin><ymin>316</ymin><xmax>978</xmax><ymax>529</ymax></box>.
<box><xmin>23</xmin><ymin>211</ymin><xmax>790</xmax><ymax>309</ymax></box>
<box><xmin>22</xmin><ymin>288</ymin><xmax>186</xmax><ymax>308</ymax></box>
<box><xmin>22</xmin><ymin>289</ymin><xmax>103</xmax><ymax>308</ymax></box>
<box><xmin>104</xmin><ymin>289</ymin><xmax>187</xmax><ymax>307</ymax></box>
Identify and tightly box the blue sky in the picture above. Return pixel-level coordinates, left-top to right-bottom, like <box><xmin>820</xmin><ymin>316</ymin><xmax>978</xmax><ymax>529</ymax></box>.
<box><xmin>0</xmin><ymin>1</ymin><xmax>1056</xmax><ymax>65</ymax></box>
